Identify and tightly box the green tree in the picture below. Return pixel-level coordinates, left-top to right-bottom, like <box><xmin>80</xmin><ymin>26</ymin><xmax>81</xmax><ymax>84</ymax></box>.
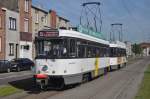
<box><xmin>132</xmin><ymin>43</ymin><xmax>143</xmax><ymax>55</ymax></box>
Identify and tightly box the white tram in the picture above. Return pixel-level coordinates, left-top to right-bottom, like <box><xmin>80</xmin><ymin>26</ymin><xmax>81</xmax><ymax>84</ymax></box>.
<box><xmin>109</xmin><ymin>41</ymin><xmax>127</xmax><ymax>70</ymax></box>
<box><xmin>34</xmin><ymin>29</ymin><xmax>110</xmax><ymax>89</ymax></box>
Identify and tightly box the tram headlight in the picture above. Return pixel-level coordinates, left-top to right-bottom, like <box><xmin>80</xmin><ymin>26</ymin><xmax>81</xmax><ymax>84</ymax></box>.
<box><xmin>42</xmin><ymin>65</ymin><xmax>48</xmax><ymax>72</ymax></box>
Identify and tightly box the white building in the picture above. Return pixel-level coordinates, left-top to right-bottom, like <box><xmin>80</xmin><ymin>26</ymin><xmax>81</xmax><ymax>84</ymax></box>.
<box><xmin>140</xmin><ymin>43</ymin><xmax>150</xmax><ymax>56</ymax></box>
<box><xmin>2</xmin><ymin>8</ymin><xmax>20</xmax><ymax>61</ymax></box>
<box><xmin>125</xmin><ymin>41</ymin><xmax>132</xmax><ymax>57</ymax></box>
<box><xmin>56</xmin><ymin>15</ymin><xmax>70</xmax><ymax>29</ymax></box>
<box><xmin>31</xmin><ymin>5</ymin><xmax>51</xmax><ymax>59</ymax></box>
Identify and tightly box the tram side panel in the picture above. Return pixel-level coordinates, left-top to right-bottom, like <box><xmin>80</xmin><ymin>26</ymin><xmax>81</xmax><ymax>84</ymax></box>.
<box><xmin>35</xmin><ymin>57</ymin><xmax>110</xmax><ymax>85</ymax></box>
<box><xmin>110</xmin><ymin>57</ymin><xmax>118</xmax><ymax>70</ymax></box>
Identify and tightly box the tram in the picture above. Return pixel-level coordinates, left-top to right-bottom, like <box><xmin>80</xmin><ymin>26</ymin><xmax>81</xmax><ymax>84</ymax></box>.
<box><xmin>109</xmin><ymin>41</ymin><xmax>127</xmax><ymax>70</ymax></box>
<box><xmin>34</xmin><ymin>28</ymin><xmax>110</xmax><ymax>89</ymax></box>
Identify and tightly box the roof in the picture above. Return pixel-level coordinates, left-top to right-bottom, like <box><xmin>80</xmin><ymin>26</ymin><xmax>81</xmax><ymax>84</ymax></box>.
<box><xmin>0</xmin><ymin>0</ymin><xmax>19</xmax><ymax>12</ymax></box>
<box><xmin>32</xmin><ymin>5</ymin><xmax>48</xmax><ymax>14</ymax></box>
<box><xmin>140</xmin><ymin>42</ymin><xmax>150</xmax><ymax>48</ymax></box>
<box><xmin>57</xmin><ymin>15</ymin><xmax>70</xmax><ymax>22</ymax></box>
<box><xmin>109</xmin><ymin>43</ymin><xmax>118</xmax><ymax>47</ymax></box>
<box><xmin>49</xmin><ymin>10</ymin><xmax>70</xmax><ymax>22</ymax></box>
<box><xmin>110</xmin><ymin>41</ymin><xmax>126</xmax><ymax>49</ymax></box>
<box><xmin>59</xmin><ymin>29</ymin><xmax>109</xmax><ymax>45</ymax></box>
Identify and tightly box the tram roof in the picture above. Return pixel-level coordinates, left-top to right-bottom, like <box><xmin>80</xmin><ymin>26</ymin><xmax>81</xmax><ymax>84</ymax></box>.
<box><xmin>59</xmin><ymin>29</ymin><xmax>109</xmax><ymax>45</ymax></box>
<box><xmin>109</xmin><ymin>41</ymin><xmax>126</xmax><ymax>49</ymax></box>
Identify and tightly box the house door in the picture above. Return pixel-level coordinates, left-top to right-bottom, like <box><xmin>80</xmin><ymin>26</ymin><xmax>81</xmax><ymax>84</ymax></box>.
<box><xmin>15</xmin><ymin>44</ymin><xmax>18</xmax><ymax>58</ymax></box>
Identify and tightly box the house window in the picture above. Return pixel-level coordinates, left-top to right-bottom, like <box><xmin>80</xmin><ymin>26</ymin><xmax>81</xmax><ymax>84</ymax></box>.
<box><xmin>0</xmin><ymin>15</ymin><xmax>2</xmax><ymax>28</ymax></box>
<box><xmin>0</xmin><ymin>37</ymin><xmax>2</xmax><ymax>53</ymax></box>
<box><xmin>44</xmin><ymin>15</ymin><xmax>47</xmax><ymax>25</ymax></box>
<box><xmin>25</xmin><ymin>0</ymin><xmax>29</xmax><ymax>12</ymax></box>
<box><xmin>9</xmin><ymin>17</ymin><xmax>17</xmax><ymax>30</ymax></box>
<box><xmin>24</xmin><ymin>18</ymin><xmax>29</xmax><ymax>32</ymax></box>
<box><xmin>9</xmin><ymin>43</ymin><xmax>14</xmax><ymax>56</ymax></box>
<box><xmin>35</xmin><ymin>11</ymin><xmax>39</xmax><ymax>23</ymax></box>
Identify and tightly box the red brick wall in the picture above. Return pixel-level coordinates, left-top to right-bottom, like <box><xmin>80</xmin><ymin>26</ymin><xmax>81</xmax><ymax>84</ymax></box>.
<box><xmin>0</xmin><ymin>8</ymin><xmax>6</xmax><ymax>60</ymax></box>
<box><xmin>50</xmin><ymin>10</ymin><xmax>56</xmax><ymax>29</ymax></box>
<box><xmin>19</xmin><ymin>0</ymin><xmax>32</xmax><ymax>41</ymax></box>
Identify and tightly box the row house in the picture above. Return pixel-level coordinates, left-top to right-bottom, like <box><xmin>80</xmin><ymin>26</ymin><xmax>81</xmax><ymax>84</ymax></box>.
<box><xmin>31</xmin><ymin>8</ymin><xmax>70</xmax><ymax>58</ymax></box>
<box><xmin>0</xmin><ymin>8</ymin><xmax>5</xmax><ymax>60</ymax></box>
<box><xmin>0</xmin><ymin>7</ymin><xmax>19</xmax><ymax>61</ymax></box>
<box><xmin>56</xmin><ymin>15</ymin><xmax>70</xmax><ymax>29</ymax></box>
<box><xmin>0</xmin><ymin>0</ymin><xmax>71</xmax><ymax>60</ymax></box>
<box><xmin>0</xmin><ymin>0</ymin><xmax>33</xmax><ymax>60</ymax></box>
<box><xmin>3</xmin><ymin>8</ymin><xmax>20</xmax><ymax>60</ymax></box>
<box><xmin>140</xmin><ymin>42</ymin><xmax>150</xmax><ymax>56</ymax></box>
<box><xmin>49</xmin><ymin>10</ymin><xmax>70</xmax><ymax>29</ymax></box>
<box><xmin>19</xmin><ymin>0</ymin><xmax>32</xmax><ymax>60</ymax></box>
<box><xmin>31</xmin><ymin>5</ymin><xmax>50</xmax><ymax>58</ymax></box>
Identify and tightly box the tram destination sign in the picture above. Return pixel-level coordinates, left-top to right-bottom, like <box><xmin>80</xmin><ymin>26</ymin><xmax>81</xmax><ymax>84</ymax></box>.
<box><xmin>38</xmin><ymin>30</ymin><xmax>59</xmax><ymax>37</ymax></box>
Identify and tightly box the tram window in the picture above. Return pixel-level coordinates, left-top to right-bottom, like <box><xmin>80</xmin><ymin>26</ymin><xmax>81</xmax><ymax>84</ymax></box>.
<box><xmin>78</xmin><ymin>45</ymin><xmax>86</xmax><ymax>58</ymax></box>
<box><xmin>117</xmin><ymin>48</ymin><xmax>120</xmax><ymax>57</ymax></box>
<box><xmin>60</xmin><ymin>39</ymin><xmax>68</xmax><ymax>57</ymax></box>
<box><xmin>35</xmin><ymin>39</ymin><xmax>69</xmax><ymax>59</ymax></box>
<box><xmin>104</xmin><ymin>48</ymin><xmax>107</xmax><ymax>57</ymax></box>
<box><xmin>87</xmin><ymin>46</ymin><xmax>92</xmax><ymax>58</ymax></box>
<box><xmin>110</xmin><ymin>48</ymin><xmax>113</xmax><ymax>57</ymax></box>
<box><xmin>115</xmin><ymin>48</ymin><xmax>118</xmax><ymax>57</ymax></box>
<box><xmin>91</xmin><ymin>47</ymin><xmax>95</xmax><ymax>57</ymax></box>
<box><xmin>101</xmin><ymin>48</ymin><xmax>106</xmax><ymax>57</ymax></box>
<box><xmin>106</xmin><ymin>48</ymin><xmax>109</xmax><ymax>57</ymax></box>
<box><xmin>96</xmin><ymin>47</ymin><xmax>100</xmax><ymax>57</ymax></box>
<box><xmin>99</xmin><ymin>47</ymin><xmax>102</xmax><ymax>57</ymax></box>
<box><xmin>103</xmin><ymin>48</ymin><xmax>105</xmax><ymax>57</ymax></box>
<box><xmin>69</xmin><ymin>39</ymin><xmax>76</xmax><ymax>57</ymax></box>
<box><xmin>113</xmin><ymin>48</ymin><xmax>115</xmax><ymax>57</ymax></box>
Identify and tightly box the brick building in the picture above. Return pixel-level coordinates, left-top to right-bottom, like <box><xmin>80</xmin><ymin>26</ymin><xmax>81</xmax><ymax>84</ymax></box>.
<box><xmin>0</xmin><ymin>0</ymin><xmax>33</xmax><ymax>60</ymax></box>
<box><xmin>3</xmin><ymin>8</ymin><xmax>20</xmax><ymax>60</ymax></box>
<box><xmin>31</xmin><ymin>5</ymin><xmax>50</xmax><ymax>58</ymax></box>
<box><xmin>0</xmin><ymin>8</ymin><xmax>6</xmax><ymax>60</ymax></box>
<box><xmin>49</xmin><ymin>10</ymin><xmax>70</xmax><ymax>29</ymax></box>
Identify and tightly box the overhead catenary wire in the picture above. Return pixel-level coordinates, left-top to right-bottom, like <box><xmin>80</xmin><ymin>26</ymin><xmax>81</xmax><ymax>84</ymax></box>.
<box><xmin>121</xmin><ymin>0</ymin><xmax>146</xmax><ymax>41</ymax></box>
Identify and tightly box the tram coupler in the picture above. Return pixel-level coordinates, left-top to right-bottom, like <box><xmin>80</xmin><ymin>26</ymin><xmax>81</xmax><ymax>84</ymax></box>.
<box><xmin>34</xmin><ymin>74</ymin><xmax>49</xmax><ymax>90</ymax></box>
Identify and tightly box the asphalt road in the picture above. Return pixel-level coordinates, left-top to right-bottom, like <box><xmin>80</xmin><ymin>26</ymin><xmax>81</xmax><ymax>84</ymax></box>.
<box><xmin>0</xmin><ymin>70</ymin><xmax>33</xmax><ymax>85</ymax></box>
<box><xmin>47</xmin><ymin>56</ymin><xmax>150</xmax><ymax>99</ymax></box>
<box><xmin>2</xmin><ymin>56</ymin><xmax>150</xmax><ymax>99</ymax></box>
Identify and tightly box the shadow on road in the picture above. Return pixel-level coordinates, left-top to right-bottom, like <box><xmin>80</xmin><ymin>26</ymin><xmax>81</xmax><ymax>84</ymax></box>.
<box><xmin>8</xmin><ymin>78</ymin><xmax>43</xmax><ymax>94</ymax></box>
<box><xmin>8</xmin><ymin>77</ymin><xmax>75</xmax><ymax>95</ymax></box>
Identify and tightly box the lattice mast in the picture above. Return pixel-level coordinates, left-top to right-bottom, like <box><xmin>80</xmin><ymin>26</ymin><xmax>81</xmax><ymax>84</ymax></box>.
<box><xmin>80</xmin><ymin>2</ymin><xmax>102</xmax><ymax>33</ymax></box>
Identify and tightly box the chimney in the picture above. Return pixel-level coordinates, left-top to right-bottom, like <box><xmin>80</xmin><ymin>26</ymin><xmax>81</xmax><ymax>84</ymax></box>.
<box><xmin>49</xmin><ymin>10</ymin><xmax>56</xmax><ymax>29</ymax></box>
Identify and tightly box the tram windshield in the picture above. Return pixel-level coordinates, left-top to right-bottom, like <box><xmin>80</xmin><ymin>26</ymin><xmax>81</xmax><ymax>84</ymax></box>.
<box><xmin>35</xmin><ymin>38</ymin><xmax>67</xmax><ymax>59</ymax></box>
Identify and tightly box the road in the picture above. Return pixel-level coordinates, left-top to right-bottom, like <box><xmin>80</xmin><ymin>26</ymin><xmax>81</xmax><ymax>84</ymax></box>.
<box><xmin>0</xmin><ymin>71</ymin><xmax>33</xmax><ymax>85</ymax></box>
<box><xmin>2</xmin><ymin>56</ymin><xmax>150</xmax><ymax>99</ymax></box>
<box><xmin>48</xmin><ymin>57</ymin><xmax>150</xmax><ymax>99</ymax></box>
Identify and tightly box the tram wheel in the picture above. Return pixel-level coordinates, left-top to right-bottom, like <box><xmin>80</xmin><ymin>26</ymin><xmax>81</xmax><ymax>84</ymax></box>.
<box><xmin>82</xmin><ymin>73</ymin><xmax>91</xmax><ymax>83</ymax></box>
<box><xmin>118</xmin><ymin>65</ymin><xmax>121</xmax><ymax>69</ymax></box>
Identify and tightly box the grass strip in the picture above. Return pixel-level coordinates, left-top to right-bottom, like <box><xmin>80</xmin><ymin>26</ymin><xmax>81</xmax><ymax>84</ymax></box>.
<box><xmin>135</xmin><ymin>64</ymin><xmax>150</xmax><ymax>99</ymax></box>
<box><xmin>0</xmin><ymin>85</ymin><xmax>21</xmax><ymax>97</ymax></box>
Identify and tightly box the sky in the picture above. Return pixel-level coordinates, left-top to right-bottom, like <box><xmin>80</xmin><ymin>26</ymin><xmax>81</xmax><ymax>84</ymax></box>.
<box><xmin>32</xmin><ymin>0</ymin><xmax>150</xmax><ymax>43</ymax></box>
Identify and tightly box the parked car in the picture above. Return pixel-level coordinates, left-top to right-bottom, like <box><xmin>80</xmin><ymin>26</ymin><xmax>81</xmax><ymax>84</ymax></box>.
<box><xmin>10</xmin><ymin>58</ymin><xmax>34</xmax><ymax>72</ymax></box>
<box><xmin>0</xmin><ymin>60</ymin><xmax>11</xmax><ymax>73</ymax></box>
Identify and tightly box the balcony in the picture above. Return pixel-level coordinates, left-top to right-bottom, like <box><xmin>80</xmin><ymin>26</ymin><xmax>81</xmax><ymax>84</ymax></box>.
<box><xmin>20</xmin><ymin>32</ymin><xmax>32</xmax><ymax>42</ymax></box>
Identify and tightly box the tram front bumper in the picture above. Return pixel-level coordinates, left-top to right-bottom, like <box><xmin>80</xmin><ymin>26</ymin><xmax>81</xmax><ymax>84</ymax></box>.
<box><xmin>34</xmin><ymin>74</ymin><xmax>49</xmax><ymax>86</ymax></box>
